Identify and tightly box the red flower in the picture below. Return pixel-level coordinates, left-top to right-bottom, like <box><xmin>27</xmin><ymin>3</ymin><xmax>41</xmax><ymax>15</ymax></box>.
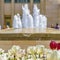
<box><xmin>57</xmin><ymin>43</ymin><xmax>60</xmax><ymax>50</ymax></box>
<box><xmin>50</xmin><ymin>40</ymin><xmax>57</xmax><ymax>50</ymax></box>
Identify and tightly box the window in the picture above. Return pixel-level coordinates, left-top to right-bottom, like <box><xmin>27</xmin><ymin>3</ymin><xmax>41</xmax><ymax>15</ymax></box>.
<box><xmin>15</xmin><ymin>0</ymin><xmax>21</xmax><ymax>3</ymax></box>
<box><xmin>15</xmin><ymin>0</ymin><xmax>30</xmax><ymax>3</ymax></box>
<box><xmin>33</xmin><ymin>0</ymin><xmax>40</xmax><ymax>3</ymax></box>
<box><xmin>21</xmin><ymin>0</ymin><xmax>30</xmax><ymax>3</ymax></box>
<box><xmin>4</xmin><ymin>15</ymin><xmax>11</xmax><ymax>27</ymax></box>
<box><xmin>4</xmin><ymin>0</ymin><xmax>11</xmax><ymax>3</ymax></box>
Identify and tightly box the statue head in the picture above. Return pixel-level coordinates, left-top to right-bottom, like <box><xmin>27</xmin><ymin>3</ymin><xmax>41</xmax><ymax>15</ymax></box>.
<box><xmin>33</xmin><ymin>4</ymin><xmax>40</xmax><ymax>11</ymax></box>
<box><xmin>33</xmin><ymin>4</ymin><xmax>38</xmax><ymax>10</ymax></box>
<box><xmin>16</xmin><ymin>13</ymin><xmax>20</xmax><ymax>18</ymax></box>
<box><xmin>33</xmin><ymin>4</ymin><xmax>40</xmax><ymax>16</ymax></box>
<box><xmin>22</xmin><ymin>4</ymin><xmax>30</xmax><ymax>15</ymax></box>
<box><xmin>24</xmin><ymin>4</ymin><xmax>28</xmax><ymax>10</ymax></box>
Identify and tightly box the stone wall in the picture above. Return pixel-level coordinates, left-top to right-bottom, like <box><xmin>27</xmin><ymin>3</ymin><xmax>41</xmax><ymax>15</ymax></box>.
<box><xmin>0</xmin><ymin>0</ymin><xmax>4</xmax><ymax>28</ymax></box>
<box><xmin>46</xmin><ymin>0</ymin><xmax>60</xmax><ymax>27</ymax></box>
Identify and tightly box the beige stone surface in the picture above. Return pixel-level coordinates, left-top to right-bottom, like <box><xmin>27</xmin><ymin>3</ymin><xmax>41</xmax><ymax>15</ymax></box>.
<box><xmin>0</xmin><ymin>28</ymin><xmax>59</xmax><ymax>51</ymax></box>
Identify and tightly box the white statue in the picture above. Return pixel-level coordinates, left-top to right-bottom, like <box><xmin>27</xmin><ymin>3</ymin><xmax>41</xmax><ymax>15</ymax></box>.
<box><xmin>24</xmin><ymin>4</ymin><xmax>29</xmax><ymax>10</ymax></box>
<box><xmin>22</xmin><ymin>4</ymin><xmax>33</xmax><ymax>28</ymax></box>
<box><xmin>22</xmin><ymin>4</ymin><xmax>29</xmax><ymax>16</ymax></box>
<box><xmin>27</xmin><ymin>12</ymin><xmax>33</xmax><ymax>28</ymax></box>
<box><xmin>39</xmin><ymin>14</ymin><xmax>47</xmax><ymax>29</ymax></box>
<box><xmin>33</xmin><ymin>4</ymin><xmax>39</xmax><ymax>16</ymax></box>
<box><xmin>13</xmin><ymin>13</ymin><xmax>22</xmax><ymax>29</ymax></box>
<box><xmin>33</xmin><ymin>4</ymin><xmax>47</xmax><ymax>29</ymax></box>
<box><xmin>33</xmin><ymin>4</ymin><xmax>40</xmax><ymax>28</ymax></box>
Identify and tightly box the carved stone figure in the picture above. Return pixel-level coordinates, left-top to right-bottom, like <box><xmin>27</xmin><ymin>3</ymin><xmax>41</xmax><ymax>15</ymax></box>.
<box><xmin>22</xmin><ymin>4</ymin><xmax>33</xmax><ymax>28</ymax></box>
<box><xmin>33</xmin><ymin>4</ymin><xmax>40</xmax><ymax>28</ymax></box>
<box><xmin>13</xmin><ymin>13</ymin><xmax>22</xmax><ymax>29</ymax></box>
<box><xmin>39</xmin><ymin>14</ymin><xmax>47</xmax><ymax>29</ymax></box>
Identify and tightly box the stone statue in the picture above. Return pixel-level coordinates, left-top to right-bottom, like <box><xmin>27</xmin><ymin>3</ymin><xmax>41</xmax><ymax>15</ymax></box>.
<box><xmin>24</xmin><ymin>4</ymin><xmax>29</xmax><ymax>10</ymax></box>
<box><xmin>33</xmin><ymin>4</ymin><xmax>47</xmax><ymax>29</ymax></box>
<box><xmin>13</xmin><ymin>13</ymin><xmax>22</xmax><ymax>29</ymax></box>
<box><xmin>33</xmin><ymin>4</ymin><xmax>40</xmax><ymax>16</ymax></box>
<box><xmin>22</xmin><ymin>4</ymin><xmax>33</xmax><ymax>28</ymax></box>
<box><xmin>33</xmin><ymin>4</ymin><xmax>40</xmax><ymax>28</ymax></box>
<box><xmin>39</xmin><ymin>14</ymin><xmax>47</xmax><ymax>29</ymax></box>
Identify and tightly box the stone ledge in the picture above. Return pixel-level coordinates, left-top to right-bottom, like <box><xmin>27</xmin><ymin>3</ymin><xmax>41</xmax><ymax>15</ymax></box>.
<box><xmin>0</xmin><ymin>28</ymin><xmax>60</xmax><ymax>40</ymax></box>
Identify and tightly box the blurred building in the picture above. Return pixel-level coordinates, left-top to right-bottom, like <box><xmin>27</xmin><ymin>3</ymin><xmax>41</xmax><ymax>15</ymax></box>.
<box><xmin>0</xmin><ymin>0</ymin><xmax>60</xmax><ymax>28</ymax></box>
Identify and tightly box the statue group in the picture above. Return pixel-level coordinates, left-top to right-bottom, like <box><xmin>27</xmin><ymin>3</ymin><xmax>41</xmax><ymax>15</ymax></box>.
<box><xmin>13</xmin><ymin>4</ymin><xmax>47</xmax><ymax>29</ymax></box>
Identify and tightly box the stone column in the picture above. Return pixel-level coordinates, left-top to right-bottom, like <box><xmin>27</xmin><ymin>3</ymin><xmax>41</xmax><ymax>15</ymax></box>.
<box><xmin>40</xmin><ymin>0</ymin><xmax>46</xmax><ymax>15</ymax></box>
<box><xmin>29</xmin><ymin>0</ymin><xmax>33</xmax><ymax>14</ymax></box>
<box><xmin>0</xmin><ymin>0</ymin><xmax>4</xmax><ymax>28</ymax></box>
<box><xmin>57</xmin><ymin>5</ymin><xmax>60</xmax><ymax>25</ymax></box>
<box><xmin>11</xmin><ymin>0</ymin><xmax>15</xmax><ymax>27</ymax></box>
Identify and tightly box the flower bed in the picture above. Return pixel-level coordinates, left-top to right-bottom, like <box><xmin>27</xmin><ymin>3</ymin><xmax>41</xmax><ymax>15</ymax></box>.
<box><xmin>0</xmin><ymin>45</ymin><xmax>60</xmax><ymax>60</ymax></box>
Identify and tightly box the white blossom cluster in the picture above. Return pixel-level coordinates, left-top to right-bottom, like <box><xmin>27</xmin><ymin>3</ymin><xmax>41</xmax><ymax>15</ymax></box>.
<box><xmin>0</xmin><ymin>45</ymin><xmax>60</xmax><ymax>60</ymax></box>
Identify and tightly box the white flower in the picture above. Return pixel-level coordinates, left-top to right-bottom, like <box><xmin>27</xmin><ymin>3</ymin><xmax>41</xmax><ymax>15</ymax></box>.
<box><xmin>27</xmin><ymin>58</ymin><xmax>34</xmax><ymax>60</ymax></box>
<box><xmin>8</xmin><ymin>45</ymin><xmax>21</xmax><ymax>60</ymax></box>
<box><xmin>47</xmin><ymin>50</ymin><xmax>57</xmax><ymax>60</ymax></box>
<box><xmin>0</xmin><ymin>53</ymin><xmax>8</xmax><ymax>60</ymax></box>
<box><xmin>44</xmin><ymin>48</ymin><xmax>52</xmax><ymax>55</ymax></box>
<box><xmin>57</xmin><ymin>50</ymin><xmax>60</xmax><ymax>60</ymax></box>
<box><xmin>8</xmin><ymin>45</ymin><xmax>21</xmax><ymax>55</ymax></box>
<box><xmin>0</xmin><ymin>48</ymin><xmax>4</xmax><ymax>54</ymax></box>
<box><xmin>27</xmin><ymin>46</ymin><xmax>36</xmax><ymax>54</ymax></box>
<box><xmin>36</xmin><ymin>58</ymin><xmax>43</xmax><ymax>60</ymax></box>
<box><xmin>8</xmin><ymin>45</ymin><xmax>26</xmax><ymax>60</ymax></box>
<box><xmin>22</xmin><ymin>49</ymin><xmax>26</xmax><ymax>55</ymax></box>
<box><xmin>11</xmin><ymin>45</ymin><xmax>21</xmax><ymax>51</ymax></box>
<box><xmin>36</xmin><ymin>45</ymin><xmax>45</xmax><ymax>54</ymax></box>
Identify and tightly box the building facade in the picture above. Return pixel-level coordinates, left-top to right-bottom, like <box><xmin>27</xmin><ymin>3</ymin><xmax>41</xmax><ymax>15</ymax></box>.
<box><xmin>0</xmin><ymin>0</ymin><xmax>46</xmax><ymax>28</ymax></box>
<box><xmin>0</xmin><ymin>0</ymin><xmax>60</xmax><ymax>28</ymax></box>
